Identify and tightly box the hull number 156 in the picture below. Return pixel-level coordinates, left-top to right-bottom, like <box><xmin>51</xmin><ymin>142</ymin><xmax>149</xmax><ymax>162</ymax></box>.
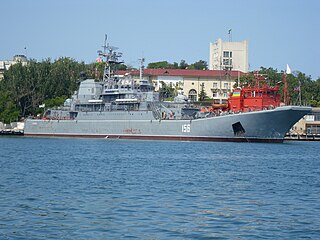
<box><xmin>182</xmin><ymin>124</ymin><xmax>191</xmax><ymax>133</ymax></box>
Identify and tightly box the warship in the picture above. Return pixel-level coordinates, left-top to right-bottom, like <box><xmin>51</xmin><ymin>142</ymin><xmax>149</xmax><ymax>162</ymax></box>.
<box><xmin>24</xmin><ymin>38</ymin><xmax>311</xmax><ymax>143</ymax></box>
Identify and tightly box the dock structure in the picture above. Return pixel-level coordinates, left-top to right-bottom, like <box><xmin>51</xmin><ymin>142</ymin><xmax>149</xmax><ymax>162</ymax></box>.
<box><xmin>0</xmin><ymin>122</ymin><xmax>24</xmax><ymax>136</ymax></box>
<box><xmin>285</xmin><ymin>133</ymin><xmax>320</xmax><ymax>141</ymax></box>
<box><xmin>0</xmin><ymin>129</ymin><xmax>24</xmax><ymax>135</ymax></box>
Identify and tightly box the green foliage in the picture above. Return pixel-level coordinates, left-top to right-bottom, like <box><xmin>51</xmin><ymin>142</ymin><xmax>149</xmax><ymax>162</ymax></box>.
<box><xmin>147</xmin><ymin>61</ymin><xmax>171</xmax><ymax>69</ymax></box>
<box><xmin>198</xmin><ymin>83</ymin><xmax>209</xmax><ymax>101</ymax></box>
<box><xmin>189</xmin><ymin>60</ymin><xmax>208</xmax><ymax>70</ymax></box>
<box><xmin>258</xmin><ymin>67</ymin><xmax>282</xmax><ymax>86</ymax></box>
<box><xmin>159</xmin><ymin>81</ymin><xmax>177</xmax><ymax>101</ymax></box>
<box><xmin>0</xmin><ymin>58</ymin><xmax>92</xmax><ymax>118</ymax></box>
<box><xmin>303</xmin><ymin>77</ymin><xmax>320</xmax><ymax>106</ymax></box>
<box><xmin>179</xmin><ymin>60</ymin><xmax>188</xmax><ymax>69</ymax></box>
<box><xmin>147</xmin><ymin>60</ymin><xmax>182</xmax><ymax>69</ymax></box>
<box><xmin>308</xmin><ymin>100</ymin><xmax>320</xmax><ymax>107</ymax></box>
<box><xmin>147</xmin><ymin>60</ymin><xmax>208</xmax><ymax>70</ymax></box>
<box><xmin>238</xmin><ymin>72</ymin><xmax>255</xmax><ymax>87</ymax></box>
<box><xmin>172</xmin><ymin>62</ymin><xmax>179</xmax><ymax>68</ymax></box>
<box><xmin>0</xmin><ymin>91</ymin><xmax>20</xmax><ymax>123</ymax></box>
<box><xmin>44</xmin><ymin>96</ymin><xmax>68</xmax><ymax>108</ymax></box>
<box><xmin>118</xmin><ymin>64</ymin><xmax>128</xmax><ymax>70</ymax></box>
<box><xmin>87</xmin><ymin>62</ymin><xmax>130</xmax><ymax>80</ymax></box>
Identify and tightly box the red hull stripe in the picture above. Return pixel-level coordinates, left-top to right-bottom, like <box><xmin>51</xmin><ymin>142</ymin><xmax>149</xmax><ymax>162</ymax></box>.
<box><xmin>24</xmin><ymin>133</ymin><xmax>283</xmax><ymax>143</ymax></box>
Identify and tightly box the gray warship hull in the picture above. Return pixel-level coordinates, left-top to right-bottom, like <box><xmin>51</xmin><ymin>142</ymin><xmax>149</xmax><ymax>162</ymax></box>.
<box><xmin>24</xmin><ymin>106</ymin><xmax>311</xmax><ymax>143</ymax></box>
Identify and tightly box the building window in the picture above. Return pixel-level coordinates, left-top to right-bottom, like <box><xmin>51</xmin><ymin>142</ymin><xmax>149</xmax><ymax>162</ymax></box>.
<box><xmin>213</xmin><ymin>92</ymin><xmax>218</xmax><ymax>98</ymax></box>
<box><xmin>223</xmin><ymin>92</ymin><xmax>229</xmax><ymax>98</ymax></box>
<box><xmin>213</xmin><ymin>82</ymin><xmax>218</xmax><ymax>89</ymax></box>
<box><xmin>224</xmin><ymin>83</ymin><xmax>229</xmax><ymax>89</ymax></box>
<box><xmin>188</xmin><ymin>89</ymin><xmax>197</xmax><ymax>102</ymax></box>
<box><xmin>306</xmin><ymin>124</ymin><xmax>320</xmax><ymax>134</ymax></box>
<box><xmin>223</xmin><ymin>58</ymin><xmax>232</xmax><ymax>66</ymax></box>
<box><xmin>314</xmin><ymin>112</ymin><xmax>320</xmax><ymax>121</ymax></box>
<box><xmin>223</xmin><ymin>51</ymin><xmax>232</xmax><ymax>58</ymax></box>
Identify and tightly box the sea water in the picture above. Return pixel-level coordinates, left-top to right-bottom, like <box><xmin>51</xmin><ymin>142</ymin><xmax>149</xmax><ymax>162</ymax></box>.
<box><xmin>0</xmin><ymin>137</ymin><xmax>319</xmax><ymax>239</ymax></box>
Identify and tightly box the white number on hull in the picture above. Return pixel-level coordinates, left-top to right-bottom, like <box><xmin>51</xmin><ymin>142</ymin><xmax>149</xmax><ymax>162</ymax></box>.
<box><xmin>182</xmin><ymin>124</ymin><xmax>191</xmax><ymax>133</ymax></box>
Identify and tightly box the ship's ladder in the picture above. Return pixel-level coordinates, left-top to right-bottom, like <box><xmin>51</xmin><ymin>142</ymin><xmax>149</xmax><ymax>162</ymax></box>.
<box><xmin>148</xmin><ymin>102</ymin><xmax>161</xmax><ymax>119</ymax></box>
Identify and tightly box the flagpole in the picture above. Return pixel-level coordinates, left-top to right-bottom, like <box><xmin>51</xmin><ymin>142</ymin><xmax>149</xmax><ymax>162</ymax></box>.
<box><xmin>299</xmin><ymin>80</ymin><xmax>302</xmax><ymax>106</ymax></box>
<box><xmin>228</xmin><ymin>29</ymin><xmax>232</xmax><ymax>42</ymax></box>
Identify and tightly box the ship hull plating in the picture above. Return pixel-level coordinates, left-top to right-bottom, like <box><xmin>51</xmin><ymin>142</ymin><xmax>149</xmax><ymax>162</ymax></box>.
<box><xmin>24</xmin><ymin>106</ymin><xmax>311</xmax><ymax>143</ymax></box>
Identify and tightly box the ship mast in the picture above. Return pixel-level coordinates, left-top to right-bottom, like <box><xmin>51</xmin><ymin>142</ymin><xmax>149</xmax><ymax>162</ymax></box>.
<box><xmin>97</xmin><ymin>34</ymin><xmax>123</xmax><ymax>82</ymax></box>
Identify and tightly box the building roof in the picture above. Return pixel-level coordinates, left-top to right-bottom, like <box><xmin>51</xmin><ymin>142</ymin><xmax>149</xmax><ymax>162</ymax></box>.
<box><xmin>117</xmin><ymin>68</ymin><xmax>243</xmax><ymax>78</ymax></box>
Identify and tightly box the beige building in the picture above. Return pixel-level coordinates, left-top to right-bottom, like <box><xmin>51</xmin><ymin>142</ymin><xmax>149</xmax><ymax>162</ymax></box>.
<box><xmin>118</xmin><ymin>69</ymin><xmax>242</xmax><ymax>103</ymax></box>
<box><xmin>0</xmin><ymin>55</ymin><xmax>28</xmax><ymax>80</ymax></box>
<box><xmin>209</xmin><ymin>38</ymin><xmax>248</xmax><ymax>73</ymax></box>
<box><xmin>289</xmin><ymin>108</ymin><xmax>320</xmax><ymax>136</ymax></box>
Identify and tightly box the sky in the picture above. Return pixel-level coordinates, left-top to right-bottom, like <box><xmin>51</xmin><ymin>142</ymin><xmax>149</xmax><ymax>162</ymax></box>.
<box><xmin>2</xmin><ymin>0</ymin><xmax>320</xmax><ymax>79</ymax></box>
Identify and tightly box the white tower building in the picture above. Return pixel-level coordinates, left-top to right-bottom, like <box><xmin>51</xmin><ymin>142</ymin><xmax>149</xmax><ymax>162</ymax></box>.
<box><xmin>209</xmin><ymin>38</ymin><xmax>248</xmax><ymax>73</ymax></box>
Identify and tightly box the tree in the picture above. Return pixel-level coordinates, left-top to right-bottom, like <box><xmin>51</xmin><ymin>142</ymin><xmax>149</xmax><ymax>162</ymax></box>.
<box><xmin>258</xmin><ymin>67</ymin><xmax>282</xmax><ymax>86</ymax></box>
<box><xmin>159</xmin><ymin>81</ymin><xmax>176</xmax><ymax>101</ymax></box>
<box><xmin>2</xmin><ymin>61</ymin><xmax>34</xmax><ymax>116</ymax></box>
<box><xmin>1</xmin><ymin>57</ymin><xmax>88</xmax><ymax>118</ymax></box>
<box><xmin>44</xmin><ymin>96</ymin><xmax>68</xmax><ymax>108</ymax></box>
<box><xmin>302</xmin><ymin>76</ymin><xmax>320</xmax><ymax>106</ymax></box>
<box><xmin>147</xmin><ymin>61</ymin><xmax>170</xmax><ymax>69</ymax></box>
<box><xmin>238</xmin><ymin>72</ymin><xmax>256</xmax><ymax>87</ymax></box>
<box><xmin>0</xmin><ymin>91</ymin><xmax>20</xmax><ymax>123</ymax></box>
<box><xmin>146</xmin><ymin>60</ymin><xmax>208</xmax><ymax>70</ymax></box>
<box><xmin>171</xmin><ymin>62</ymin><xmax>179</xmax><ymax>69</ymax></box>
<box><xmin>189</xmin><ymin>60</ymin><xmax>208</xmax><ymax>70</ymax></box>
<box><xmin>179</xmin><ymin>60</ymin><xmax>188</xmax><ymax>69</ymax></box>
<box><xmin>198</xmin><ymin>83</ymin><xmax>209</xmax><ymax>101</ymax></box>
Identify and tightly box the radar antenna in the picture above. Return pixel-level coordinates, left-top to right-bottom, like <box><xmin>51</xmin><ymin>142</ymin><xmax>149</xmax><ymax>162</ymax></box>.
<box><xmin>103</xmin><ymin>34</ymin><xmax>108</xmax><ymax>54</ymax></box>
<box><xmin>97</xmin><ymin>34</ymin><xmax>123</xmax><ymax>82</ymax></box>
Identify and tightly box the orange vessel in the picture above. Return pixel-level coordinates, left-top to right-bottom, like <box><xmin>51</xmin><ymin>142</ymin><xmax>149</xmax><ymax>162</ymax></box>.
<box><xmin>228</xmin><ymin>74</ymin><xmax>281</xmax><ymax>112</ymax></box>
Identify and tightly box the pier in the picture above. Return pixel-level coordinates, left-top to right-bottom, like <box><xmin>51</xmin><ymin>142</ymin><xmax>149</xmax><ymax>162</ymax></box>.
<box><xmin>285</xmin><ymin>133</ymin><xmax>320</xmax><ymax>141</ymax></box>
<box><xmin>0</xmin><ymin>129</ymin><xmax>24</xmax><ymax>136</ymax></box>
<box><xmin>0</xmin><ymin>122</ymin><xmax>24</xmax><ymax>136</ymax></box>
